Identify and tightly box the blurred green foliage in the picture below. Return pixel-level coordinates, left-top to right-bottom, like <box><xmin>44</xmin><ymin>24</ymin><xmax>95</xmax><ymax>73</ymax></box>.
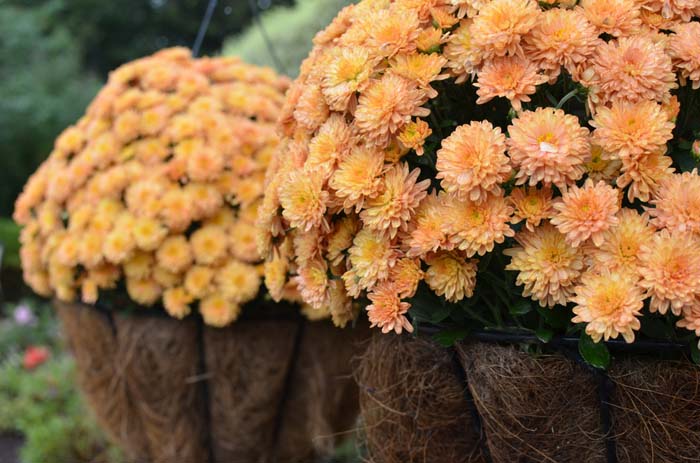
<box><xmin>0</xmin><ymin>2</ymin><xmax>100</xmax><ymax>217</ymax></box>
<box><xmin>223</xmin><ymin>0</ymin><xmax>354</xmax><ymax>77</ymax></box>
<box><xmin>0</xmin><ymin>219</ymin><xmax>20</xmax><ymax>269</ymax></box>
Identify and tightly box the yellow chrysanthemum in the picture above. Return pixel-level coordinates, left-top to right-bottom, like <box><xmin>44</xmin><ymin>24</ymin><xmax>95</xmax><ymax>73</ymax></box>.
<box><xmin>190</xmin><ymin>225</ymin><xmax>228</xmax><ymax>265</ymax></box>
<box><xmin>200</xmin><ymin>293</ymin><xmax>241</xmax><ymax>327</ymax></box>
<box><xmin>163</xmin><ymin>287</ymin><xmax>193</xmax><ymax>319</ymax></box>
<box><xmin>126</xmin><ymin>277</ymin><xmax>161</xmax><ymax>306</ymax></box>
<box><xmin>215</xmin><ymin>261</ymin><xmax>261</xmax><ymax>304</ymax></box>
<box><xmin>132</xmin><ymin>217</ymin><xmax>168</xmax><ymax>252</ymax></box>
<box><xmin>505</xmin><ymin>223</ymin><xmax>585</xmax><ymax>308</ymax></box>
<box><xmin>156</xmin><ymin>235</ymin><xmax>192</xmax><ymax>273</ymax></box>
<box><xmin>425</xmin><ymin>251</ymin><xmax>478</xmax><ymax>302</ymax></box>
<box><xmin>278</xmin><ymin>170</ymin><xmax>329</xmax><ymax>232</ymax></box>
<box><xmin>572</xmin><ymin>269</ymin><xmax>644</xmax><ymax>343</ymax></box>
<box><xmin>344</xmin><ymin>229</ymin><xmax>399</xmax><ymax>296</ymax></box>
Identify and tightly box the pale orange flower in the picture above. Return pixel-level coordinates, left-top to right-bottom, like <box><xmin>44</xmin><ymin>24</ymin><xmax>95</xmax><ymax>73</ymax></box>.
<box><xmin>328</xmin><ymin>145</ymin><xmax>385</xmax><ymax>212</ymax></box>
<box><xmin>278</xmin><ymin>170</ymin><xmax>329</xmax><ymax>232</ymax></box>
<box><xmin>364</xmin><ymin>7</ymin><xmax>421</xmax><ymax>58</ymax></box>
<box><xmin>294</xmin><ymin>257</ymin><xmax>330</xmax><ymax>309</ymax></box>
<box><xmin>505</xmin><ymin>223</ymin><xmax>585</xmax><ymax>308</ymax></box>
<box><xmin>305</xmin><ymin>114</ymin><xmax>352</xmax><ymax>180</ymax></box>
<box><xmin>216</xmin><ymin>261</ymin><xmax>261</xmax><ymax>303</ymax></box>
<box><xmin>397</xmin><ymin>119</ymin><xmax>432</xmax><ymax>156</ymax></box>
<box><xmin>551</xmin><ymin>180</ymin><xmax>620</xmax><ymax>247</ymax></box>
<box><xmin>425</xmin><ymin>251</ymin><xmax>478</xmax><ymax>302</ymax></box>
<box><xmin>344</xmin><ymin>229</ymin><xmax>399</xmax><ymax>295</ymax></box>
<box><xmin>572</xmin><ymin>269</ymin><xmax>644</xmax><ymax>343</ymax></box>
<box><xmin>616</xmin><ymin>151</ymin><xmax>675</xmax><ymax>202</ymax></box>
<box><xmin>436</xmin><ymin>120</ymin><xmax>510</xmax><ymax>202</ymax></box>
<box><xmin>156</xmin><ymin>235</ymin><xmax>193</xmax><ymax>273</ymax></box>
<box><xmin>507</xmin><ymin>107</ymin><xmax>590</xmax><ymax>190</ymax></box>
<box><xmin>123</xmin><ymin>251</ymin><xmax>154</xmax><ymax>280</ymax></box>
<box><xmin>677</xmin><ymin>304</ymin><xmax>700</xmax><ymax>337</ymax></box>
<box><xmin>184</xmin><ymin>265</ymin><xmax>214</xmax><ymax>299</ymax></box>
<box><xmin>508</xmin><ymin>186</ymin><xmax>555</xmax><ymax>232</ymax></box>
<box><xmin>163</xmin><ymin>287</ymin><xmax>193</xmax><ymax>319</ymax></box>
<box><xmin>328</xmin><ymin>279</ymin><xmax>357</xmax><ymax>328</ymax></box>
<box><xmin>200</xmin><ymin>293</ymin><xmax>241</xmax><ymax>327</ymax></box>
<box><xmin>389</xmin><ymin>53</ymin><xmax>448</xmax><ymax>99</ymax></box>
<box><xmin>326</xmin><ymin>215</ymin><xmax>359</xmax><ymax>267</ymax></box>
<box><xmin>477</xmin><ymin>55</ymin><xmax>545</xmax><ymax>111</ymax></box>
<box><xmin>578</xmin><ymin>0</ymin><xmax>642</xmax><ymax>37</ymax></box>
<box><xmin>669</xmin><ymin>22</ymin><xmax>700</xmax><ymax>90</ymax></box>
<box><xmin>228</xmin><ymin>221</ymin><xmax>260</xmax><ymax>263</ymax></box>
<box><xmin>321</xmin><ymin>47</ymin><xmax>376</xmax><ymax>112</ymax></box>
<box><xmin>591</xmin><ymin>208</ymin><xmax>654</xmax><ymax>273</ymax></box>
<box><xmin>649</xmin><ymin>170</ymin><xmax>700</xmax><ymax>235</ymax></box>
<box><xmin>638</xmin><ymin>230</ymin><xmax>700</xmax><ymax>315</ymax></box>
<box><xmin>126</xmin><ymin>277</ymin><xmax>161</xmax><ymax>306</ymax></box>
<box><xmin>590</xmin><ymin>100</ymin><xmax>674</xmax><ymax>161</ymax></box>
<box><xmin>389</xmin><ymin>257</ymin><xmax>424</xmax><ymax>299</ymax></box>
<box><xmin>361</xmin><ymin>163</ymin><xmax>430</xmax><ymax>238</ymax></box>
<box><xmin>643</xmin><ymin>0</ymin><xmax>698</xmax><ymax>22</ymax></box>
<box><xmin>190</xmin><ymin>225</ymin><xmax>228</xmax><ymax>265</ymax></box>
<box><xmin>132</xmin><ymin>217</ymin><xmax>168</xmax><ymax>252</ymax></box>
<box><xmin>587</xmin><ymin>35</ymin><xmax>676</xmax><ymax>107</ymax></box>
<box><xmin>584</xmin><ymin>145</ymin><xmax>622</xmax><ymax>183</ymax></box>
<box><xmin>470</xmin><ymin>0</ymin><xmax>541</xmax><ymax>60</ymax></box>
<box><xmin>293</xmin><ymin>81</ymin><xmax>329</xmax><ymax>132</ymax></box>
<box><xmin>524</xmin><ymin>7</ymin><xmax>599</xmax><ymax>79</ymax></box>
<box><xmin>445</xmin><ymin>192</ymin><xmax>515</xmax><ymax>257</ymax></box>
<box><xmin>354</xmin><ymin>74</ymin><xmax>430</xmax><ymax>148</ymax></box>
<box><xmin>443</xmin><ymin>19</ymin><xmax>482</xmax><ymax>83</ymax></box>
<box><xmin>366</xmin><ymin>282</ymin><xmax>413</xmax><ymax>334</ymax></box>
<box><xmin>406</xmin><ymin>191</ymin><xmax>457</xmax><ymax>257</ymax></box>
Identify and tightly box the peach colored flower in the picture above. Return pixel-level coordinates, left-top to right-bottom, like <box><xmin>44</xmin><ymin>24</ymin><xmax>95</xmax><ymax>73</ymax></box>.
<box><xmin>264</xmin><ymin>250</ymin><xmax>289</xmax><ymax>302</ymax></box>
<box><xmin>584</xmin><ymin>145</ymin><xmax>622</xmax><ymax>183</ymax></box>
<box><xmin>470</xmin><ymin>0</ymin><xmax>541</xmax><ymax>60</ymax></box>
<box><xmin>305</xmin><ymin>114</ymin><xmax>352</xmax><ymax>180</ymax></box>
<box><xmin>406</xmin><ymin>191</ymin><xmax>458</xmax><ymax>257</ymax></box>
<box><xmin>321</xmin><ymin>47</ymin><xmax>376</xmax><ymax>111</ymax></box>
<box><xmin>366</xmin><ymin>282</ymin><xmax>413</xmax><ymax>334</ymax></box>
<box><xmin>436</xmin><ymin>120</ymin><xmax>510</xmax><ymax>202</ymax></box>
<box><xmin>505</xmin><ymin>223</ymin><xmax>585</xmax><ymax>308</ymax></box>
<box><xmin>425</xmin><ymin>251</ymin><xmax>478</xmax><ymax>302</ymax></box>
<box><xmin>132</xmin><ymin>217</ymin><xmax>168</xmax><ymax>252</ymax></box>
<box><xmin>397</xmin><ymin>119</ymin><xmax>432</xmax><ymax>156</ymax></box>
<box><xmin>163</xmin><ymin>287</ymin><xmax>193</xmax><ymax>319</ymax></box>
<box><xmin>216</xmin><ymin>261</ymin><xmax>261</xmax><ymax>303</ymax></box>
<box><xmin>616</xmin><ymin>151</ymin><xmax>675</xmax><ymax>202</ymax></box>
<box><xmin>389</xmin><ymin>257</ymin><xmax>424</xmax><ymax>299</ymax></box>
<box><xmin>416</xmin><ymin>26</ymin><xmax>444</xmax><ymax>53</ymax></box>
<box><xmin>294</xmin><ymin>257</ymin><xmax>330</xmax><ymax>309</ymax></box>
<box><xmin>278</xmin><ymin>170</ymin><xmax>329</xmax><ymax>232</ymax></box>
<box><xmin>445</xmin><ymin>192</ymin><xmax>515</xmax><ymax>257</ymax></box>
<box><xmin>475</xmin><ymin>56</ymin><xmax>546</xmax><ymax>111</ymax></box>
<box><xmin>524</xmin><ymin>7</ymin><xmax>599</xmax><ymax>79</ymax></box>
<box><xmin>643</xmin><ymin>0</ymin><xmax>698</xmax><ymax>22</ymax></box>
<box><xmin>126</xmin><ymin>277</ymin><xmax>161</xmax><ymax>306</ymax></box>
<box><xmin>190</xmin><ymin>225</ymin><xmax>228</xmax><ymax>265</ymax></box>
<box><xmin>578</xmin><ymin>0</ymin><xmax>642</xmax><ymax>37</ymax></box>
<box><xmin>344</xmin><ymin>229</ymin><xmax>399</xmax><ymax>295</ymax></box>
<box><xmin>361</xmin><ymin>163</ymin><xmax>430</xmax><ymax>238</ymax></box>
<box><xmin>669</xmin><ymin>22</ymin><xmax>700</xmax><ymax>89</ymax></box>
<box><xmin>184</xmin><ymin>265</ymin><xmax>214</xmax><ymax>299</ymax></box>
<box><xmin>293</xmin><ymin>81</ymin><xmax>329</xmax><ymax>132</ymax></box>
<box><xmin>389</xmin><ymin>53</ymin><xmax>448</xmax><ymax>99</ymax></box>
<box><xmin>507</xmin><ymin>107</ymin><xmax>590</xmax><ymax>190</ymax></box>
<box><xmin>638</xmin><ymin>230</ymin><xmax>700</xmax><ymax>315</ymax></box>
<box><xmin>228</xmin><ymin>221</ymin><xmax>260</xmax><ymax>263</ymax></box>
<box><xmin>551</xmin><ymin>180</ymin><xmax>620</xmax><ymax>247</ymax></box>
<box><xmin>123</xmin><ymin>251</ymin><xmax>154</xmax><ymax>280</ymax></box>
<box><xmin>508</xmin><ymin>186</ymin><xmax>555</xmax><ymax>232</ymax></box>
<box><xmin>590</xmin><ymin>100</ymin><xmax>674</xmax><ymax>161</ymax></box>
<box><xmin>591</xmin><ymin>208</ymin><xmax>654</xmax><ymax>273</ymax></box>
<box><xmin>328</xmin><ymin>145</ymin><xmax>385</xmax><ymax>212</ymax></box>
<box><xmin>200</xmin><ymin>293</ymin><xmax>241</xmax><ymax>327</ymax></box>
<box><xmin>292</xmin><ymin>226</ymin><xmax>323</xmax><ymax>267</ymax></box>
<box><xmin>364</xmin><ymin>7</ymin><xmax>421</xmax><ymax>58</ymax></box>
<box><xmin>587</xmin><ymin>35</ymin><xmax>676</xmax><ymax>107</ymax></box>
<box><xmin>649</xmin><ymin>170</ymin><xmax>700</xmax><ymax>235</ymax></box>
<box><xmin>328</xmin><ymin>279</ymin><xmax>357</xmax><ymax>328</ymax></box>
<box><xmin>156</xmin><ymin>235</ymin><xmax>193</xmax><ymax>273</ymax></box>
<box><xmin>677</xmin><ymin>304</ymin><xmax>700</xmax><ymax>337</ymax></box>
<box><xmin>443</xmin><ymin>19</ymin><xmax>482</xmax><ymax>83</ymax></box>
<box><xmin>572</xmin><ymin>269</ymin><xmax>644</xmax><ymax>343</ymax></box>
<box><xmin>326</xmin><ymin>215</ymin><xmax>359</xmax><ymax>267</ymax></box>
<box><xmin>103</xmin><ymin>228</ymin><xmax>135</xmax><ymax>264</ymax></box>
<box><xmin>355</xmin><ymin>74</ymin><xmax>430</xmax><ymax>148</ymax></box>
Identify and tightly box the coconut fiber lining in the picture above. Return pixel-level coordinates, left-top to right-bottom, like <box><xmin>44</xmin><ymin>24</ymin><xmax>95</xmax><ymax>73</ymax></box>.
<box><xmin>357</xmin><ymin>333</ymin><xmax>700</xmax><ymax>463</ymax></box>
<box><xmin>356</xmin><ymin>332</ymin><xmax>488</xmax><ymax>463</ymax></box>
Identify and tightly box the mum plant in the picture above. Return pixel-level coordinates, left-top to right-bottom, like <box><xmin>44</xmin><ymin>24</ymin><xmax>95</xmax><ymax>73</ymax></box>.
<box><xmin>258</xmin><ymin>0</ymin><xmax>700</xmax><ymax>360</ymax></box>
<box><xmin>13</xmin><ymin>47</ymin><xmax>303</xmax><ymax>326</ymax></box>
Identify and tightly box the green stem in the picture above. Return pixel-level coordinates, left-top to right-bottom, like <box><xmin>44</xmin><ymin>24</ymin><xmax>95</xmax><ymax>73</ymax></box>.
<box><xmin>556</xmin><ymin>88</ymin><xmax>579</xmax><ymax>109</ymax></box>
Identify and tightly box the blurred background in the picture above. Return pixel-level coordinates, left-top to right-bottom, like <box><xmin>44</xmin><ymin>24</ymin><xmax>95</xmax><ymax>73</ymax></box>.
<box><xmin>0</xmin><ymin>1</ymin><xmax>354</xmax><ymax>461</ymax></box>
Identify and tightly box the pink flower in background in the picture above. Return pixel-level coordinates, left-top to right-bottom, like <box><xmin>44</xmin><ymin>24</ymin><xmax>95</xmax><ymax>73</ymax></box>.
<box><xmin>13</xmin><ymin>304</ymin><xmax>36</xmax><ymax>326</ymax></box>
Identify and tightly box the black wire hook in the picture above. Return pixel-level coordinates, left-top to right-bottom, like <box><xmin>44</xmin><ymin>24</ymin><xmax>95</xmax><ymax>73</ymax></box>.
<box><xmin>192</xmin><ymin>0</ymin><xmax>218</xmax><ymax>57</ymax></box>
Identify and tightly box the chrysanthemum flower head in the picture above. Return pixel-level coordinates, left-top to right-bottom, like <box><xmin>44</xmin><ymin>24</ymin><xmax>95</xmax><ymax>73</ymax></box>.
<box><xmin>470</xmin><ymin>0</ymin><xmax>541</xmax><ymax>60</ymax></box>
<box><xmin>616</xmin><ymin>151</ymin><xmax>675</xmax><ymax>202</ymax></box>
<box><xmin>551</xmin><ymin>179</ymin><xmax>620</xmax><ymax>248</ymax></box>
<box><xmin>578</xmin><ymin>0</ymin><xmax>642</xmax><ymax>37</ymax></box>
<box><xmin>366</xmin><ymin>282</ymin><xmax>413</xmax><ymax>334</ymax></box>
<box><xmin>425</xmin><ymin>251</ymin><xmax>478</xmax><ymax>302</ymax></box>
<box><xmin>475</xmin><ymin>54</ymin><xmax>545</xmax><ymax>111</ymax></box>
<box><xmin>668</xmin><ymin>22</ymin><xmax>700</xmax><ymax>90</ymax></box>
<box><xmin>13</xmin><ymin>48</ymin><xmax>294</xmax><ymax>326</ymax></box>
<box><xmin>436</xmin><ymin>120</ymin><xmax>510</xmax><ymax>202</ymax></box>
<box><xmin>507</xmin><ymin>107</ymin><xmax>590</xmax><ymax>190</ymax></box>
<box><xmin>591</xmin><ymin>208</ymin><xmax>654</xmax><ymax>273</ymax></box>
<box><xmin>572</xmin><ymin>269</ymin><xmax>644</xmax><ymax>343</ymax></box>
<box><xmin>649</xmin><ymin>170</ymin><xmax>700</xmax><ymax>235</ymax></box>
<box><xmin>344</xmin><ymin>228</ymin><xmax>399</xmax><ymax>295</ymax></box>
<box><xmin>638</xmin><ymin>230</ymin><xmax>700</xmax><ymax>315</ymax></box>
<box><xmin>509</xmin><ymin>186</ymin><xmax>555</xmax><ymax>232</ymax></box>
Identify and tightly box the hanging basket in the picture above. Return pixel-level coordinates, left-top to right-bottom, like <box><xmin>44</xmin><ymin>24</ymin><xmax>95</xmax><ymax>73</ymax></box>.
<box><xmin>55</xmin><ymin>300</ymin><xmax>368</xmax><ymax>463</ymax></box>
<box><xmin>356</xmin><ymin>331</ymin><xmax>700</xmax><ymax>463</ymax></box>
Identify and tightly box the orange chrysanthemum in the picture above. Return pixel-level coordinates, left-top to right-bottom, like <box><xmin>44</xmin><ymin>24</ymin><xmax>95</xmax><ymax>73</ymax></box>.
<box><xmin>366</xmin><ymin>282</ymin><xmax>413</xmax><ymax>334</ymax></box>
<box><xmin>425</xmin><ymin>251</ymin><xmax>478</xmax><ymax>302</ymax></box>
<box><xmin>328</xmin><ymin>145</ymin><xmax>385</xmax><ymax>212</ymax></box>
<box><xmin>587</xmin><ymin>35</ymin><xmax>676</xmax><ymax>107</ymax></box>
<box><xmin>638</xmin><ymin>230</ymin><xmax>700</xmax><ymax>315</ymax></box>
<box><xmin>294</xmin><ymin>258</ymin><xmax>330</xmax><ymax>310</ymax></box>
<box><xmin>584</xmin><ymin>145</ymin><xmax>622</xmax><ymax>183</ymax></box>
<box><xmin>616</xmin><ymin>151</ymin><xmax>675</xmax><ymax>202</ymax></box>
<box><xmin>406</xmin><ymin>191</ymin><xmax>456</xmax><ymax>257</ymax></box>
<box><xmin>445</xmin><ymin>192</ymin><xmax>515</xmax><ymax>257</ymax></box>
<box><xmin>361</xmin><ymin>163</ymin><xmax>430</xmax><ymax>238</ymax></box>
<box><xmin>278</xmin><ymin>170</ymin><xmax>329</xmax><ymax>232</ymax></box>
<box><xmin>505</xmin><ymin>223</ymin><xmax>585</xmax><ymax>308</ymax></box>
<box><xmin>436</xmin><ymin>121</ymin><xmax>511</xmax><ymax>202</ymax></box>
<box><xmin>591</xmin><ymin>208</ymin><xmax>655</xmax><ymax>273</ymax></box>
<box><xmin>443</xmin><ymin>19</ymin><xmax>482</xmax><ymax>83</ymax></box>
<box><xmin>590</xmin><ymin>100</ymin><xmax>674</xmax><ymax>161</ymax></box>
<box><xmin>579</xmin><ymin>0</ymin><xmax>642</xmax><ymax>37</ymax></box>
<box><xmin>355</xmin><ymin>74</ymin><xmax>430</xmax><ymax>148</ymax></box>
<box><xmin>572</xmin><ymin>269</ymin><xmax>644</xmax><ymax>343</ymax></box>
<box><xmin>389</xmin><ymin>257</ymin><xmax>424</xmax><ymax>299</ymax></box>
<box><xmin>397</xmin><ymin>119</ymin><xmax>432</xmax><ymax>156</ymax></box>
<box><xmin>551</xmin><ymin>180</ymin><xmax>620</xmax><ymax>247</ymax></box>
<box><xmin>508</xmin><ymin>186</ymin><xmax>555</xmax><ymax>232</ymax></box>
<box><xmin>474</xmin><ymin>56</ymin><xmax>546</xmax><ymax>111</ymax></box>
<box><xmin>344</xmin><ymin>229</ymin><xmax>399</xmax><ymax>295</ymax></box>
<box><xmin>321</xmin><ymin>47</ymin><xmax>376</xmax><ymax>111</ymax></box>
<box><xmin>470</xmin><ymin>0</ymin><xmax>541</xmax><ymax>60</ymax></box>
<box><xmin>668</xmin><ymin>22</ymin><xmax>700</xmax><ymax>89</ymax></box>
<box><xmin>507</xmin><ymin>107</ymin><xmax>590</xmax><ymax>190</ymax></box>
<box><xmin>649</xmin><ymin>170</ymin><xmax>700</xmax><ymax>235</ymax></box>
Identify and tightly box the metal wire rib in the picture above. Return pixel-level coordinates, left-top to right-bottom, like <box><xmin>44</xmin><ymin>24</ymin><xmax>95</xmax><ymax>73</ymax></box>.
<box><xmin>192</xmin><ymin>0</ymin><xmax>218</xmax><ymax>57</ymax></box>
<box><xmin>246</xmin><ymin>0</ymin><xmax>285</xmax><ymax>74</ymax></box>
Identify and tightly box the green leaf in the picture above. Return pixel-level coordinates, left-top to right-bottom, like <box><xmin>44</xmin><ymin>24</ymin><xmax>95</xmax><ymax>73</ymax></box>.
<box><xmin>433</xmin><ymin>329</ymin><xmax>471</xmax><ymax>347</ymax></box>
<box><xmin>430</xmin><ymin>305</ymin><xmax>452</xmax><ymax>324</ymax></box>
<box><xmin>509</xmin><ymin>300</ymin><xmax>532</xmax><ymax>316</ymax></box>
<box><xmin>578</xmin><ymin>333</ymin><xmax>610</xmax><ymax>370</ymax></box>
<box><xmin>691</xmin><ymin>340</ymin><xmax>700</xmax><ymax>365</ymax></box>
<box><xmin>535</xmin><ymin>327</ymin><xmax>554</xmax><ymax>343</ymax></box>
<box><xmin>537</xmin><ymin>306</ymin><xmax>570</xmax><ymax>329</ymax></box>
